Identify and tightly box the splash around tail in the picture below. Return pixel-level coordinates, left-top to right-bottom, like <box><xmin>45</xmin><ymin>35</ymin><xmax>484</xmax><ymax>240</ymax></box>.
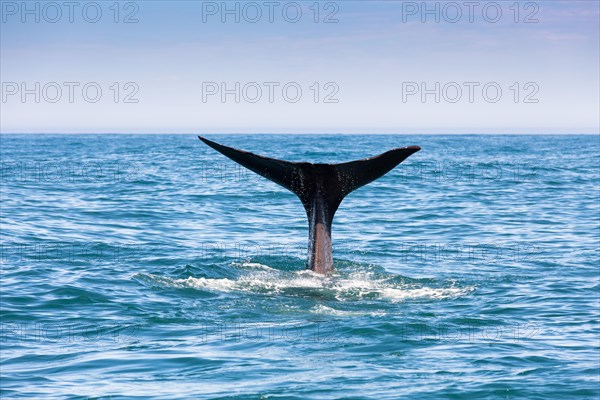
<box><xmin>198</xmin><ymin>136</ymin><xmax>420</xmax><ymax>274</ymax></box>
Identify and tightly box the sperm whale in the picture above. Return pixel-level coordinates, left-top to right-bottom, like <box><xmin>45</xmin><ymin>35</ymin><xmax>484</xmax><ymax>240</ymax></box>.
<box><xmin>198</xmin><ymin>136</ymin><xmax>420</xmax><ymax>274</ymax></box>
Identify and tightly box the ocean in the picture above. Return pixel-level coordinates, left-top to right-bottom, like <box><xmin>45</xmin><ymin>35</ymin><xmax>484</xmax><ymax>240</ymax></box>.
<box><xmin>1</xmin><ymin>134</ymin><xmax>599</xmax><ymax>399</ymax></box>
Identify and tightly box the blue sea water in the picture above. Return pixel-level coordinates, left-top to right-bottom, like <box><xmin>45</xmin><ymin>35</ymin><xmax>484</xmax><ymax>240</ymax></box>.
<box><xmin>0</xmin><ymin>134</ymin><xmax>599</xmax><ymax>399</ymax></box>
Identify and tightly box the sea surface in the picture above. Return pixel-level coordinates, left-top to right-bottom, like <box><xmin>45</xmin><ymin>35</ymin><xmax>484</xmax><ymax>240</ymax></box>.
<box><xmin>0</xmin><ymin>134</ymin><xmax>599</xmax><ymax>399</ymax></box>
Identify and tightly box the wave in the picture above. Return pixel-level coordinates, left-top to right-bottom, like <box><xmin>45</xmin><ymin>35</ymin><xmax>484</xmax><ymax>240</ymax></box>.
<box><xmin>132</xmin><ymin>261</ymin><xmax>474</xmax><ymax>303</ymax></box>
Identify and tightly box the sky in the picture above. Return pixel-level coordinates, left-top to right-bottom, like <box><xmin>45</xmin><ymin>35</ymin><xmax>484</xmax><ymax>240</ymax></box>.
<box><xmin>1</xmin><ymin>0</ymin><xmax>599</xmax><ymax>134</ymax></box>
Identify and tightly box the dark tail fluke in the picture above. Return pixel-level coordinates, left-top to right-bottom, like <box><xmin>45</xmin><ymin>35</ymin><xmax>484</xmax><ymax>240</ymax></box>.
<box><xmin>198</xmin><ymin>136</ymin><xmax>420</xmax><ymax>274</ymax></box>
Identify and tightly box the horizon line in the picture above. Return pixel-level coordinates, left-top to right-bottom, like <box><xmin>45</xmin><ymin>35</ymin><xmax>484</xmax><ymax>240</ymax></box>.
<box><xmin>1</xmin><ymin>132</ymin><xmax>599</xmax><ymax>136</ymax></box>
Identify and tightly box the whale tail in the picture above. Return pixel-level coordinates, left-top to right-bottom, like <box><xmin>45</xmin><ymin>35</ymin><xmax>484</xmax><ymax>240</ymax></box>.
<box><xmin>198</xmin><ymin>136</ymin><xmax>420</xmax><ymax>274</ymax></box>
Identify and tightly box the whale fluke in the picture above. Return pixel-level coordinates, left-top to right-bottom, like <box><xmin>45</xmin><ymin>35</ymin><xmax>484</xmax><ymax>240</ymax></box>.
<box><xmin>198</xmin><ymin>136</ymin><xmax>420</xmax><ymax>274</ymax></box>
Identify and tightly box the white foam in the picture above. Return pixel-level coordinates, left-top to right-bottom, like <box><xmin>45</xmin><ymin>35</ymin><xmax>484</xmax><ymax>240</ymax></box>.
<box><xmin>233</xmin><ymin>261</ymin><xmax>277</xmax><ymax>271</ymax></box>
<box><xmin>311</xmin><ymin>304</ymin><xmax>387</xmax><ymax>317</ymax></box>
<box><xmin>133</xmin><ymin>270</ymin><xmax>474</xmax><ymax>303</ymax></box>
<box><xmin>378</xmin><ymin>286</ymin><xmax>474</xmax><ymax>301</ymax></box>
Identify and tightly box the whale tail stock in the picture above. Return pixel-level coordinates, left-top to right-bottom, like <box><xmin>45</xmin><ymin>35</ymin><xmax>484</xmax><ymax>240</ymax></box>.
<box><xmin>198</xmin><ymin>136</ymin><xmax>420</xmax><ymax>274</ymax></box>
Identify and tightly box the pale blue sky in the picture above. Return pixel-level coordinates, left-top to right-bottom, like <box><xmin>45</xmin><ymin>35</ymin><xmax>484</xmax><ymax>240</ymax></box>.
<box><xmin>1</xmin><ymin>1</ymin><xmax>598</xmax><ymax>133</ymax></box>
